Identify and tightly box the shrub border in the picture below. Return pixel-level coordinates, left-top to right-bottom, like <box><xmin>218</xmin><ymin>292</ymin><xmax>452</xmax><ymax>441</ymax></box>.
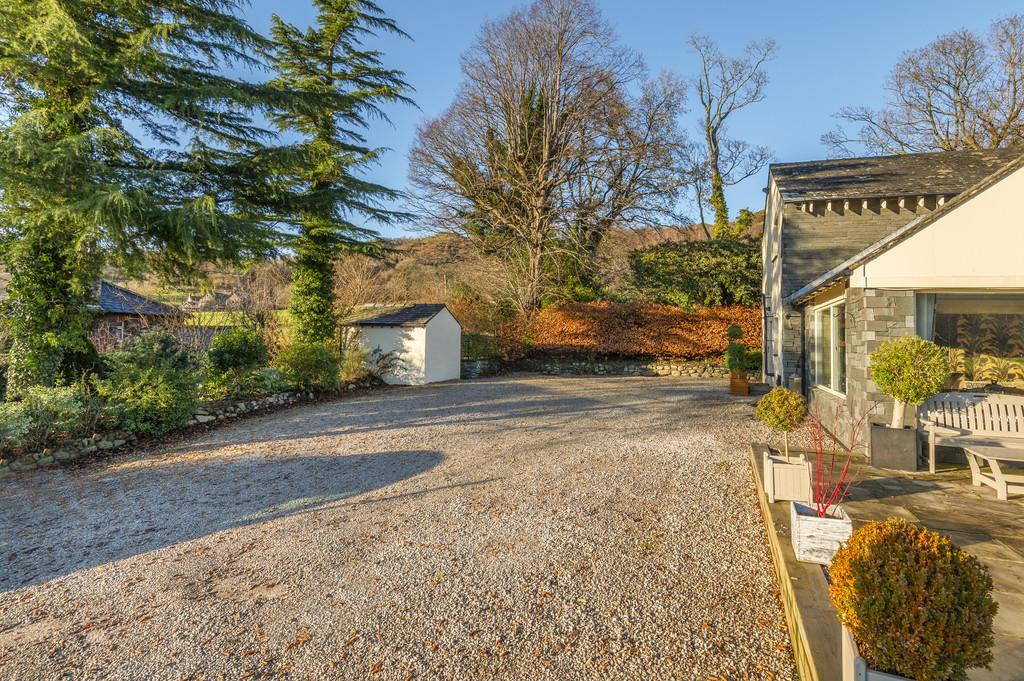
<box><xmin>0</xmin><ymin>381</ymin><xmax>383</xmax><ymax>479</ymax></box>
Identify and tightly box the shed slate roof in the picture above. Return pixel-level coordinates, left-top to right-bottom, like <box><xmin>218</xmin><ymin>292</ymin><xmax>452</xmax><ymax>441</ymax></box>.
<box><xmin>770</xmin><ymin>148</ymin><xmax>1023</xmax><ymax>202</ymax></box>
<box><xmin>343</xmin><ymin>304</ymin><xmax>449</xmax><ymax>327</ymax></box>
<box><xmin>96</xmin><ymin>280</ymin><xmax>179</xmax><ymax>316</ymax></box>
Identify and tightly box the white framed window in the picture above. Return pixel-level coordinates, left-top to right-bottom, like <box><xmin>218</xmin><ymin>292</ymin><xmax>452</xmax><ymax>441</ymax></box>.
<box><xmin>814</xmin><ymin>298</ymin><xmax>846</xmax><ymax>394</ymax></box>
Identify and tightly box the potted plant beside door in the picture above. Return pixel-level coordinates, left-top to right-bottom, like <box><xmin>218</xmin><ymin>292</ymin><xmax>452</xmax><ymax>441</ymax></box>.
<box><xmin>724</xmin><ymin>325</ymin><xmax>750</xmax><ymax>395</ymax></box>
<box><xmin>868</xmin><ymin>336</ymin><xmax>948</xmax><ymax>470</ymax></box>
<box><xmin>830</xmin><ymin>518</ymin><xmax>997</xmax><ymax>681</ymax></box>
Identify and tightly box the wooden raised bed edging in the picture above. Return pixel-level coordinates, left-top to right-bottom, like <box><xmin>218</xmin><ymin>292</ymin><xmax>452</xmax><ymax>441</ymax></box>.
<box><xmin>749</xmin><ymin>443</ymin><xmax>842</xmax><ymax>681</ymax></box>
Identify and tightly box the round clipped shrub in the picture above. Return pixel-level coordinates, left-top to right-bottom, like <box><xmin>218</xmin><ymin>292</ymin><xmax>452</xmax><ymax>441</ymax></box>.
<box><xmin>273</xmin><ymin>343</ymin><xmax>340</xmax><ymax>392</ymax></box>
<box><xmin>869</xmin><ymin>336</ymin><xmax>948</xmax><ymax>428</ymax></box>
<box><xmin>204</xmin><ymin>328</ymin><xmax>268</xmax><ymax>375</ymax></box>
<box><xmin>830</xmin><ymin>518</ymin><xmax>997</xmax><ymax>681</ymax></box>
<box><xmin>726</xmin><ymin>324</ymin><xmax>744</xmax><ymax>341</ymax></box>
<box><xmin>755</xmin><ymin>387</ymin><xmax>806</xmax><ymax>432</ymax></box>
<box><xmin>755</xmin><ymin>387</ymin><xmax>806</xmax><ymax>455</ymax></box>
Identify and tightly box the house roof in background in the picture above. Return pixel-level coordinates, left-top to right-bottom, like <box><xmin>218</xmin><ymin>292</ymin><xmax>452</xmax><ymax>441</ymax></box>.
<box><xmin>0</xmin><ymin>276</ymin><xmax>178</xmax><ymax>316</ymax></box>
<box><xmin>770</xmin><ymin>148</ymin><xmax>1024</xmax><ymax>202</ymax></box>
<box><xmin>342</xmin><ymin>303</ymin><xmax>449</xmax><ymax>327</ymax></box>
<box><xmin>96</xmin><ymin>280</ymin><xmax>180</xmax><ymax>316</ymax></box>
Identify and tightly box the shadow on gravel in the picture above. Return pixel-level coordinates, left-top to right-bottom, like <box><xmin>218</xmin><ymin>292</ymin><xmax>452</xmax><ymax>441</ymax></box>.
<box><xmin>0</xmin><ymin>449</ymin><xmax>443</xmax><ymax>592</ymax></box>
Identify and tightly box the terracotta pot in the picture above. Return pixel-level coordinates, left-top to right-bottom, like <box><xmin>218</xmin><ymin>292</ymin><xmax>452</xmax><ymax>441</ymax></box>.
<box><xmin>729</xmin><ymin>374</ymin><xmax>749</xmax><ymax>395</ymax></box>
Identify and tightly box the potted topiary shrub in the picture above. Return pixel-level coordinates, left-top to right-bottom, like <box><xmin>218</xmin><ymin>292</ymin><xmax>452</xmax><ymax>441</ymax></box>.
<box><xmin>756</xmin><ymin>387</ymin><xmax>811</xmax><ymax>503</ymax></box>
<box><xmin>868</xmin><ymin>336</ymin><xmax>949</xmax><ymax>471</ymax></box>
<box><xmin>724</xmin><ymin>325</ymin><xmax>750</xmax><ymax>395</ymax></box>
<box><xmin>830</xmin><ymin>518</ymin><xmax>997</xmax><ymax>681</ymax></box>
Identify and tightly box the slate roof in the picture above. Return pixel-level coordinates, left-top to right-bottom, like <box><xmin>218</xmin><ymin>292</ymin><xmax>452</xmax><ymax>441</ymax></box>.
<box><xmin>96</xmin><ymin>280</ymin><xmax>180</xmax><ymax>316</ymax></box>
<box><xmin>770</xmin><ymin>148</ymin><xmax>1024</xmax><ymax>202</ymax></box>
<box><xmin>786</xmin><ymin>152</ymin><xmax>1024</xmax><ymax>305</ymax></box>
<box><xmin>343</xmin><ymin>304</ymin><xmax>449</xmax><ymax>327</ymax></box>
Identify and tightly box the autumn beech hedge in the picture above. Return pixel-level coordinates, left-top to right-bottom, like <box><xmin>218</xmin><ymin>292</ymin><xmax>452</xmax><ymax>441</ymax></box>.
<box><xmin>526</xmin><ymin>303</ymin><xmax>761</xmax><ymax>359</ymax></box>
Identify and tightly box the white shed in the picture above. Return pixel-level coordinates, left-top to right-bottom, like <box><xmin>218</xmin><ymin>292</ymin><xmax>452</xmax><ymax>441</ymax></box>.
<box><xmin>348</xmin><ymin>304</ymin><xmax>461</xmax><ymax>385</ymax></box>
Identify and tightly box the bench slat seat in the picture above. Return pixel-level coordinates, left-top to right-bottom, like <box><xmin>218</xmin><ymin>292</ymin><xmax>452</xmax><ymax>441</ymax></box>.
<box><xmin>918</xmin><ymin>393</ymin><xmax>1024</xmax><ymax>473</ymax></box>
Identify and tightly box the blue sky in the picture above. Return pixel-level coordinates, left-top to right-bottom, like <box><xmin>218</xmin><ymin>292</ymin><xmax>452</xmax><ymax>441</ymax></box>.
<box><xmin>246</xmin><ymin>0</ymin><xmax>1021</xmax><ymax>237</ymax></box>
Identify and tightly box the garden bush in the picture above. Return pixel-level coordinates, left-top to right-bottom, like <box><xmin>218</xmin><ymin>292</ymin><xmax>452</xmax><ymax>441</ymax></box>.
<box><xmin>200</xmin><ymin>328</ymin><xmax>274</xmax><ymax>400</ymax></box>
<box><xmin>755</xmin><ymin>387</ymin><xmax>806</xmax><ymax>432</ymax></box>
<box><xmin>526</xmin><ymin>303</ymin><xmax>760</xmax><ymax>359</ymax></box>
<box><xmin>204</xmin><ymin>328</ymin><xmax>268</xmax><ymax>375</ymax></box>
<box><xmin>0</xmin><ymin>383</ymin><xmax>103</xmax><ymax>455</ymax></box>
<box><xmin>869</xmin><ymin>336</ymin><xmax>949</xmax><ymax>428</ymax></box>
<box><xmin>273</xmin><ymin>343</ymin><xmax>340</xmax><ymax>392</ymax></box>
<box><xmin>340</xmin><ymin>345</ymin><xmax>369</xmax><ymax>382</ymax></box>
<box><xmin>201</xmin><ymin>366</ymin><xmax>289</xmax><ymax>401</ymax></box>
<box><xmin>628</xmin><ymin>237</ymin><xmax>761</xmax><ymax>307</ymax></box>
<box><xmin>755</xmin><ymin>387</ymin><xmax>806</xmax><ymax>455</ymax></box>
<box><xmin>830</xmin><ymin>518</ymin><xmax>997</xmax><ymax>681</ymax></box>
<box><xmin>94</xmin><ymin>331</ymin><xmax>200</xmax><ymax>437</ymax></box>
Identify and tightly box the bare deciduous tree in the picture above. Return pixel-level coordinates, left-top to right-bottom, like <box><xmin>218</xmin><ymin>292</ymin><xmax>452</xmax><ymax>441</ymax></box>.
<box><xmin>408</xmin><ymin>0</ymin><xmax>685</xmax><ymax>314</ymax></box>
<box><xmin>824</xmin><ymin>15</ymin><xmax>1024</xmax><ymax>156</ymax></box>
<box><xmin>229</xmin><ymin>260</ymin><xmax>291</xmax><ymax>352</ymax></box>
<box><xmin>689</xmin><ymin>35</ymin><xmax>775</xmax><ymax>238</ymax></box>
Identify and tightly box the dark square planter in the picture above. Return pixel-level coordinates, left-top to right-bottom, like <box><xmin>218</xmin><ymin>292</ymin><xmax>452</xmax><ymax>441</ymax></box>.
<box><xmin>869</xmin><ymin>424</ymin><xmax>918</xmax><ymax>471</ymax></box>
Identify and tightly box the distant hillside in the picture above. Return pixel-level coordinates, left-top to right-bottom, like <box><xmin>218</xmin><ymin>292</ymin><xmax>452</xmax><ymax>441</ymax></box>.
<box><xmin>4</xmin><ymin>213</ymin><xmax>764</xmax><ymax>314</ymax></box>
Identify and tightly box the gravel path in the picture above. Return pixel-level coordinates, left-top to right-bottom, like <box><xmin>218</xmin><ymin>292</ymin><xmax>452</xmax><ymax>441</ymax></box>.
<box><xmin>0</xmin><ymin>375</ymin><xmax>795</xmax><ymax>680</ymax></box>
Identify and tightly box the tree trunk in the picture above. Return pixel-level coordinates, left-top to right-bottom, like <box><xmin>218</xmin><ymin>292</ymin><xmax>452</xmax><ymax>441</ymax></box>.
<box><xmin>890</xmin><ymin>399</ymin><xmax>906</xmax><ymax>429</ymax></box>
<box><xmin>706</xmin><ymin>133</ymin><xmax>729</xmax><ymax>236</ymax></box>
<box><xmin>4</xmin><ymin>224</ymin><xmax>99</xmax><ymax>396</ymax></box>
<box><xmin>289</xmin><ymin>215</ymin><xmax>338</xmax><ymax>345</ymax></box>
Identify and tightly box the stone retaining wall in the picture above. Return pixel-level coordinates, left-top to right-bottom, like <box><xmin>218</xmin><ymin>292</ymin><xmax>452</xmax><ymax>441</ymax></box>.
<box><xmin>0</xmin><ymin>391</ymin><xmax>308</xmax><ymax>479</ymax></box>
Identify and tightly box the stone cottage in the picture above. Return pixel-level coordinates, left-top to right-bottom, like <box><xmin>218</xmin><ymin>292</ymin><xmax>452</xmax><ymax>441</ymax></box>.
<box><xmin>761</xmin><ymin>148</ymin><xmax>1024</xmax><ymax>444</ymax></box>
<box><xmin>89</xmin><ymin>280</ymin><xmax>183</xmax><ymax>350</ymax></box>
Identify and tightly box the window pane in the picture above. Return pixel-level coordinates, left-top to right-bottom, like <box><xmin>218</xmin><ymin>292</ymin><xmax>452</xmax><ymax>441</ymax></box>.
<box><xmin>834</xmin><ymin>304</ymin><xmax>846</xmax><ymax>393</ymax></box>
<box><xmin>817</xmin><ymin>308</ymin><xmax>832</xmax><ymax>388</ymax></box>
<box><xmin>932</xmin><ymin>294</ymin><xmax>1024</xmax><ymax>391</ymax></box>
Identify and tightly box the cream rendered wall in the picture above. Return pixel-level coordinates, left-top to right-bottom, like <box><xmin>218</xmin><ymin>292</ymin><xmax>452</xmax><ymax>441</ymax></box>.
<box><xmin>359</xmin><ymin>325</ymin><xmax>427</xmax><ymax>385</ymax></box>
<box><xmin>852</xmin><ymin>164</ymin><xmax>1024</xmax><ymax>290</ymax></box>
<box><xmin>424</xmin><ymin>308</ymin><xmax>461</xmax><ymax>383</ymax></box>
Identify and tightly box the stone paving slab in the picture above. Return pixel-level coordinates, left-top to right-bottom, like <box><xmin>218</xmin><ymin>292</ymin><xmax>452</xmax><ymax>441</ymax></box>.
<box><xmin>752</xmin><ymin>445</ymin><xmax>1024</xmax><ymax>681</ymax></box>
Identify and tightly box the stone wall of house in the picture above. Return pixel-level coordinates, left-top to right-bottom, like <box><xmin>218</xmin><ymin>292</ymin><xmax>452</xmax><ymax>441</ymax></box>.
<box><xmin>770</xmin><ymin>200</ymin><xmax>930</xmax><ymax>389</ymax></box>
<box><xmin>460</xmin><ymin>358</ymin><xmax>731</xmax><ymax>378</ymax></box>
<box><xmin>0</xmin><ymin>391</ymin><xmax>306</xmax><ymax>479</ymax></box>
<box><xmin>804</xmin><ymin>287</ymin><xmax>916</xmax><ymax>450</ymax></box>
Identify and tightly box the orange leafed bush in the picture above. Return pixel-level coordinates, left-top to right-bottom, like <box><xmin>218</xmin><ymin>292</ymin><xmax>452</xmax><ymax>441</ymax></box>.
<box><xmin>526</xmin><ymin>303</ymin><xmax>761</xmax><ymax>359</ymax></box>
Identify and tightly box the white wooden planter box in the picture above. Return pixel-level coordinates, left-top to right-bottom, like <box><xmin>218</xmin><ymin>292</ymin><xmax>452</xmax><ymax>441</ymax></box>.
<box><xmin>841</xmin><ymin>625</ymin><xmax>912</xmax><ymax>681</ymax></box>
<box><xmin>762</xmin><ymin>451</ymin><xmax>812</xmax><ymax>503</ymax></box>
<box><xmin>790</xmin><ymin>501</ymin><xmax>852</xmax><ymax>565</ymax></box>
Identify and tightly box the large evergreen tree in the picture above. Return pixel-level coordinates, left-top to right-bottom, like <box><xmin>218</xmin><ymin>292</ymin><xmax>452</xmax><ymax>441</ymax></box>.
<box><xmin>0</xmin><ymin>1</ymin><xmax>286</xmax><ymax>394</ymax></box>
<box><xmin>268</xmin><ymin>0</ymin><xmax>411</xmax><ymax>345</ymax></box>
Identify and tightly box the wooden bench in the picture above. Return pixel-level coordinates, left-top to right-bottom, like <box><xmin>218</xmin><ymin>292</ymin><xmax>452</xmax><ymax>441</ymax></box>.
<box><xmin>963</xmin><ymin>446</ymin><xmax>1024</xmax><ymax>500</ymax></box>
<box><xmin>918</xmin><ymin>392</ymin><xmax>1024</xmax><ymax>474</ymax></box>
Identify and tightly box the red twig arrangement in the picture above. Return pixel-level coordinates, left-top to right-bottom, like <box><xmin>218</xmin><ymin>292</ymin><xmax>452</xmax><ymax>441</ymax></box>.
<box><xmin>808</xmin><ymin>404</ymin><xmax>871</xmax><ymax>518</ymax></box>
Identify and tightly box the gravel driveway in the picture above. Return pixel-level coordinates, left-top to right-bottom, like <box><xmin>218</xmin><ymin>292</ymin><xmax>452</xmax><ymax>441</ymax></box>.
<box><xmin>0</xmin><ymin>375</ymin><xmax>795</xmax><ymax>680</ymax></box>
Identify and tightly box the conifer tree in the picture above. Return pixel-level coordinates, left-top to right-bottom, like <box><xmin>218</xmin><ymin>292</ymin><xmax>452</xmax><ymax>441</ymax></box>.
<box><xmin>0</xmin><ymin>1</ymin><xmax>286</xmax><ymax>393</ymax></box>
<box><xmin>267</xmin><ymin>0</ymin><xmax>411</xmax><ymax>345</ymax></box>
